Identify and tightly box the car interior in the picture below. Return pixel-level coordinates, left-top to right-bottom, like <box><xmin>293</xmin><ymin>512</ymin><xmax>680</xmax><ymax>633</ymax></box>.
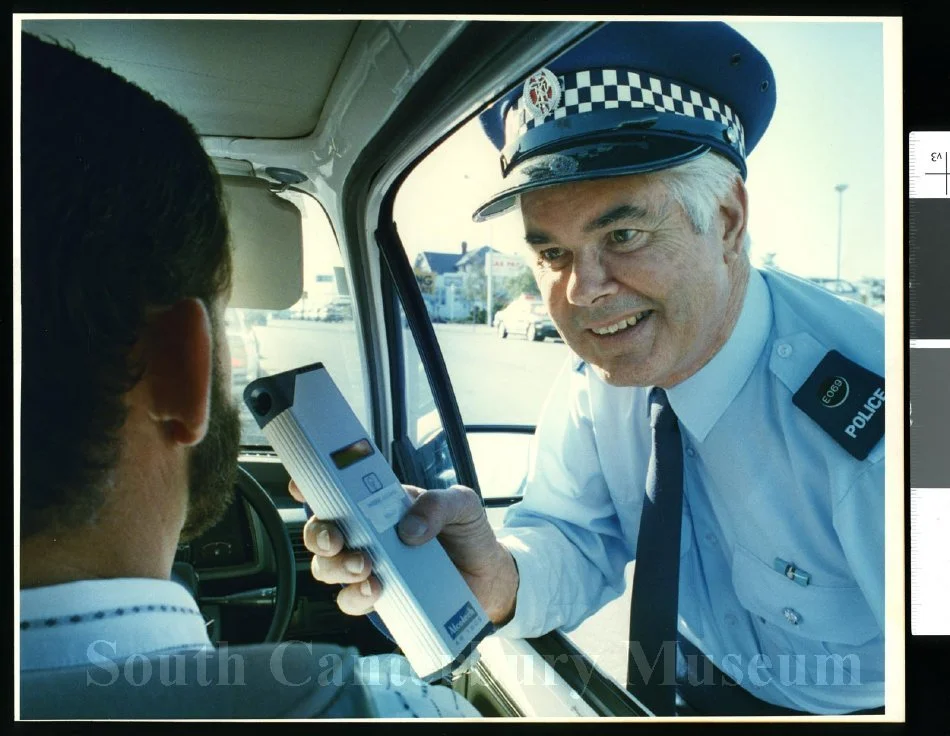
<box><xmin>17</xmin><ymin>16</ymin><xmax>896</xmax><ymax>720</ymax></box>
<box><xmin>19</xmin><ymin>18</ymin><xmax>645</xmax><ymax>718</ymax></box>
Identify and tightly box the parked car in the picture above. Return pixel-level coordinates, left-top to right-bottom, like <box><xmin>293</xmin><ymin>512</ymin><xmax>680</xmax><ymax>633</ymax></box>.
<box><xmin>313</xmin><ymin>295</ymin><xmax>353</xmax><ymax>322</ymax></box>
<box><xmin>224</xmin><ymin>308</ymin><xmax>260</xmax><ymax>398</ymax></box>
<box><xmin>856</xmin><ymin>277</ymin><xmax>885</xmax><ymax>306</ymax></box>
<box><xmin>493</xmin><ymin>295</ymin><xmax>559</xmax><ymax>342</ymax></box>
<box><xmin>807</xmin><ymin>277</ymin><xmax>862</xmax><ymax>301</ymax></box>
<box><xmin>267</xmin><ymin>309</ymin><xmax>295</xmax><ymax>323</ymax></box>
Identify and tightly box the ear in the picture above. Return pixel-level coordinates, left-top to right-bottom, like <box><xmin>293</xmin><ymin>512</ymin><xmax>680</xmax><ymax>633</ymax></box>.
<box><xmin>143</xmin><ymin>298</ymin><xmax>213</xmax><ymax>447</ymax></box>
<box><xmin>719</xmin><ymin>177</ymin><xmax>749</xmax><ymax>263</ymax></box>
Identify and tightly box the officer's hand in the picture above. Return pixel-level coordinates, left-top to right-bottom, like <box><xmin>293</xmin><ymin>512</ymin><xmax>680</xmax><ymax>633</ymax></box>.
<box><xmin>394</xmin><ymin>484</ymin><xmax>520</xmax><ymax>625</ymax></box>
<box><xmin>288</xmin><ymin>479</ymin><xmax>379</xmax><ymax>616</ymax></box>
<box><xmin>288</xmin><ymin>479</ymin><xmax>519</xmax><ymax>624</ymax></box>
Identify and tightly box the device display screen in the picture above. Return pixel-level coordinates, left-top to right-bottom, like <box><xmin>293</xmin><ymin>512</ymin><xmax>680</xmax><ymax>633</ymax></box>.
<box><xmin>330</xmin><ymin>438</ymin><xmax>375</xmax><ymax>470</ymax></box>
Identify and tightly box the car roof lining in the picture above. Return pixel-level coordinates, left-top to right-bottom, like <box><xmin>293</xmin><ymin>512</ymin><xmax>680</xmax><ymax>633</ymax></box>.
<box><xmin>21</xmin><ymin>18</ymin><xmax>360</xmax><ymax>139</ymax></box>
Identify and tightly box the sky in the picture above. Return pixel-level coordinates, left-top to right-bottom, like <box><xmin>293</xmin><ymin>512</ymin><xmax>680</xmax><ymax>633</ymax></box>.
<box><xmin>394</xmin><ymin>19</ymin><xmax>896</xmax><ymax>283</ymax></box>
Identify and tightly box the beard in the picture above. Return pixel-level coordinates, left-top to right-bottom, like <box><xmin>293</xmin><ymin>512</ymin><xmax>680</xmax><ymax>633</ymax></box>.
<box><xmin>179</xmin><ymin>341</ymin><xmax>242</xmax><ymax>543</ymax></box>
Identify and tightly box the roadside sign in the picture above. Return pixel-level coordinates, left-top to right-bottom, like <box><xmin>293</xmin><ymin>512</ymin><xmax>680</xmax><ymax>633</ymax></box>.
<box><xmin>415</xmin><ymin>271</ymin><xmax>435</xmax><ymax>294</ymax></box>
<box><xmin>487</xmin><ymin>253</ymin><xmax>525</xmax><ymax>278</ymax></box>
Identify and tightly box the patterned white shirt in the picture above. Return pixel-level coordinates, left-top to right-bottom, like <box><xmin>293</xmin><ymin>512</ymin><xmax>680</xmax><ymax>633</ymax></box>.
<box><xmin>19</xmin><ymin>578</ymin><xmax>480</xmax><ymax>719</ymax></box>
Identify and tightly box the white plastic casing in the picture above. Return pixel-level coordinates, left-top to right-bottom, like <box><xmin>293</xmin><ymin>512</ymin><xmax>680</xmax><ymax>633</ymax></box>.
<box><xmin>246</xmin><ymin>364</ymin><xmax>493</xmax><ymax>681</ymax></box>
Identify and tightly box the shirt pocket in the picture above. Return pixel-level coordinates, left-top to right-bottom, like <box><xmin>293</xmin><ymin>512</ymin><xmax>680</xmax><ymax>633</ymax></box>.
<box><xmin>731</xmin><ymin>543</ymin><xmax>880</xmax><ymax>647</ymax></box>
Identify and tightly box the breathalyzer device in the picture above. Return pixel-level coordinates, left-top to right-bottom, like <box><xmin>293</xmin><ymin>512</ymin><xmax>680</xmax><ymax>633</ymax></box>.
<box><xmin>243</xmin><ymin>363</ymin><xmax>494</xmax><ymax>681</ymax></box>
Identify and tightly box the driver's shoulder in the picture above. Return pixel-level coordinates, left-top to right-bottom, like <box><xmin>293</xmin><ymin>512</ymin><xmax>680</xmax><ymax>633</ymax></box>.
<box><xmin>20</xmin><ymin>641</ymin><xmax>378</xmax><ymax>719</ymax></box>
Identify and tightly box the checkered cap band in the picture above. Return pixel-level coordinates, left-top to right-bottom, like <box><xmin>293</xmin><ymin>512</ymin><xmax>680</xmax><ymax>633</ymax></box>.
<box><xmin>513</xmin><ymin>68</ymin><xmax>746</xmax><ymax>158</ymax></box>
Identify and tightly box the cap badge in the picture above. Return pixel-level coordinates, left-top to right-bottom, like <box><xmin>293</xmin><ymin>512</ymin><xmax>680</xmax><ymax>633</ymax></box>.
<box><xmin>521</xmin><ymin>68</ymin><xmax>562</xmax><ymax>120</ymax></box>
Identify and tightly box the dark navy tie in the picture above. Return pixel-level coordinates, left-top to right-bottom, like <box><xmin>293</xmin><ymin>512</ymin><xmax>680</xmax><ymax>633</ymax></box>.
<box><xmin>626</xmin><ymin>387</ymin><xmax>684</xmax><ymax>716</ymax></box>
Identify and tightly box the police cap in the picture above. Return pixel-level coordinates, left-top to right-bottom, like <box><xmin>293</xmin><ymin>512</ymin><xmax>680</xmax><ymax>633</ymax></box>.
<box><xmin>473</xmin><ymin>21</ymin><xmax>776</xmax><ymax>222</ymax></box>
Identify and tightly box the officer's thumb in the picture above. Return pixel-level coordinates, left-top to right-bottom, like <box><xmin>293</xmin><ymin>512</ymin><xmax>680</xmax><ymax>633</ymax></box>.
<box><xmin>396</xmin><ymin>485</ymin><xmax>482</xmax><ymax>546</ymax></box>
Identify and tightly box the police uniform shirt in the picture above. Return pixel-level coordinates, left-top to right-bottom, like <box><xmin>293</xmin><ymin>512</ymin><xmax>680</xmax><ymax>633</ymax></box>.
<box><xmin>494</xmin><ymin>267</ymin><xmax>885</xmax><ymax>715</ymax></box>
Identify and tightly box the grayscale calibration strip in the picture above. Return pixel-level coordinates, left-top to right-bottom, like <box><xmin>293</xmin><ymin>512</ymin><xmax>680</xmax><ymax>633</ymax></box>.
<box><xmin>909</xmin><ymin>131</ymin><xmax>950</xmax><ymax>636</ymax></box>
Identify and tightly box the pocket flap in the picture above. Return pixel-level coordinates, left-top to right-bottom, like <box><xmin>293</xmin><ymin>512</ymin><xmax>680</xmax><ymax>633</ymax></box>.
<box><xmin>731</xmin><ymin>544</ymin><xmax>880</xmax><ymax>646</ymax></box>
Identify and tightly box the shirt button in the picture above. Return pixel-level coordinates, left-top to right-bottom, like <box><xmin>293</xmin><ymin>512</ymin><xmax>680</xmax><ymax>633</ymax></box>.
<box><xmin>777</xmin><ymin>343</ymin><xmax>793</xmax><ymax>358</ymax></box>
<box><xmin>705</xmin><ymin>532</ymin><xmax>717</xmax><ymax>546</ymax></box>
<box><xmin>685</xmin><ymin>446</ymin><xmax>696</xmax><ymax>457</ymax></box>
<box><xmin>783</xmin><ymin>607</ymin><xmax>801</xmax><ymax>625</ymax></box>
<box><xmin>725</xmin><ymin>613</ymin><xmax>738</xmax><ymax>626</ymax></box>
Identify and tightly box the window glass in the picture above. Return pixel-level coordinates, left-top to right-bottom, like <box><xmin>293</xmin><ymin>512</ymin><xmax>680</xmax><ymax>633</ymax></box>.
<box><xmin>466</xmin><ymin>431</ymin><xmax>534</xmax><ymax>500</ymax></box>
<box><xmin>396</xmin><ymin>301</ymin><xmax>458</xmax><ymax>491</ymax></box>
<box><xmin>394</xmin><ymin>117</ymin><xmax>569</xmax><ymax>503</ymax></box>
<box><xmin>400</xmin><ymin>302</ymin><xmax>440</xmax><ymax>449</ymax></box>
<box><xmin>395</xmin><ymin>117</ymin><xmax>569</xmax><ymax>435</ymax></box>
<box><xmin>228</xmin><ymin>190</ymin><xmax>368</xmax><ymax>446</ymax></box>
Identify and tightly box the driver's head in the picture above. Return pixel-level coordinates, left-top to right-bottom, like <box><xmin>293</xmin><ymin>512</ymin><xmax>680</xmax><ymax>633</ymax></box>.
<box><xmin>20</xmin><ymin>33</ymin><xmax>241</xmax><ymax>549</ymax></box>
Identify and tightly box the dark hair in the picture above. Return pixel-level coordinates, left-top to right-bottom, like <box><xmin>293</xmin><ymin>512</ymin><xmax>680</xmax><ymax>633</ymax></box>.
<box><xmin>20</xmin><ymin>33</ymin><xmax>232</xmax><ymax>537</ymax></box>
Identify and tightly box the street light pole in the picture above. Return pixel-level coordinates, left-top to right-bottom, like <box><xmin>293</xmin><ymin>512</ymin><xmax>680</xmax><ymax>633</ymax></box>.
<box><xmin>485</xmin><ymin>248</ymin><xmax>493</xmax><ymax>327</ymax></box>
<box><xmin>835</xmin><ymin>183</ymin><xmax>848</xmax><ymax>281</ymax></box>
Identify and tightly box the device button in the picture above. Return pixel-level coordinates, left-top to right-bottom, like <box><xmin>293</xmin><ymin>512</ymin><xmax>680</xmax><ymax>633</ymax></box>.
<box><xmin>362</xmin><ymin>473</ymin><xmax>384</xmax><ymax>493</ymax></box>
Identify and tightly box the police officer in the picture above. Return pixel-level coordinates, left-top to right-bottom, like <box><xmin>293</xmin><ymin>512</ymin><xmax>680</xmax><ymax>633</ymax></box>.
<box><xmin>298</xmin><ymin>21</ymin><xmax>885</xmax><ymax>716</ymax></box>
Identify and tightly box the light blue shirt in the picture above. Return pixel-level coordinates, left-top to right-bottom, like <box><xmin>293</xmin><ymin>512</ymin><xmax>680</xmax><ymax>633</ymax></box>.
<box><xmin>495</xmin><ymin>267</ymin><xmax>885</xmax><ymax>715</ymax></box>
<box><xmin>19</xmin><ymin>578</ymin><xmax>480</xmax><ymax>718</ymax></box>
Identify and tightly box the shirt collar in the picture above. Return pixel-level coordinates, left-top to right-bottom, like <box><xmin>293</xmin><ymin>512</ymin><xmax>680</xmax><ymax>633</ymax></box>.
<box><xmin>665</xmin><ymin>268</ymin><xmax>772</xmax><ymax>442</ymax></box>
<box><xmin>19</xmin><ymin>578</ymin><xmax>212</xmax><ymax>672</ymax></box>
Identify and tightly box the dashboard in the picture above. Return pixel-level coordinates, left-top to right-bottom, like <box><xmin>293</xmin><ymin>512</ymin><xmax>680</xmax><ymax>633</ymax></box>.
<box><xmin>174</xmin><ymin>458</ymin><xmax>309</xmax><ymax>580</ymax></box>
<box><xmin>176</xmin><ymin>497</ymin><xmax>258</xmax><ymax>574</ymax></box>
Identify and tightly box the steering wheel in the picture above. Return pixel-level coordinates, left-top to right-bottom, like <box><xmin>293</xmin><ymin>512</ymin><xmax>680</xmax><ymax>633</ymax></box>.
<box><xmin>235</xmin><ymin>466</ymin><xmax>296</xmax><ymax>643</ymax></box>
